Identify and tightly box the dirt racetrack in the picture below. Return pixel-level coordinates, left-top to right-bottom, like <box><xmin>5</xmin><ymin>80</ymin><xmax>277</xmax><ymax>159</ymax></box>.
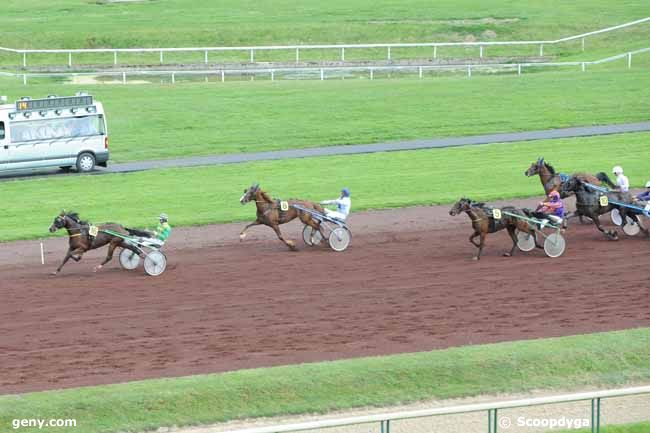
<box><xmin>1</xmin><ymin>198</ymin><xmax>649</xmax><ymax>394</ymax></box>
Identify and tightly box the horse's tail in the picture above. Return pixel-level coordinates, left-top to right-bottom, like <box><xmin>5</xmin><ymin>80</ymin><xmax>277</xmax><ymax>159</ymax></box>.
<box><xmin>126</xmin><ymin>228</ymin><xmax>152</xmax><ymax>238</ymax></box>
<box><xmin>595</xmin><ymin>172</ymin><xmax>615</xmax><ymax>188</ymax></box>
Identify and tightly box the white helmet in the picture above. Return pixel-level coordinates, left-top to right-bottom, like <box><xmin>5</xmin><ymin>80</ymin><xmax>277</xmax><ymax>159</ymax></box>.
<box><xmin>612</xmin><ymin>166</ymin><xmax>623</xmax><ymax>175</ymax></box>
<box><xmin>646</xmin><ymin>181</ymin><xmax>650</xmax><ymax>188</ymax></box>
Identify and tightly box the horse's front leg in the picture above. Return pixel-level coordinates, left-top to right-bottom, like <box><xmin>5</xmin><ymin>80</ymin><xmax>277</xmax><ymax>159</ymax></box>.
<box><xmin>469</xmin><ymin>231</ymin><xmax>480</xmax><ymax>247</ymax></box>
<box><xmin>474</xmin><ymin>232</ymin><xmax>486</xmax><ymax>260</ymax></box>
<box><xmin>271</xmin><ymin>224</ymin><xmax>297</xmax><ymax>251</ymax></box>
<box><xmin>52</xmin><ymin>247</ymin><xmax>84</xmax><ymax>275</ymax></box>
<box><xmin>240</xmin><ymin>220</ymin><xmax>262</xmax><ymax>241</ymax></box>
<box><xmin>94</xmin><ymin>242</ymin><xmax>118</xmax><ymax>272</ymax></box>
<box><xmin>593</xmin><ymin>215</ymin><xmax>618</xmax><ymax>240</ymax></box>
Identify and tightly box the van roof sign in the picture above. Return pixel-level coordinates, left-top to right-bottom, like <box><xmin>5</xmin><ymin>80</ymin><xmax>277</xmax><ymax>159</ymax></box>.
<box><xmin>15</xmin><ymin>95</ymin><xmax>93</xmax><ymax>111</ymax></box>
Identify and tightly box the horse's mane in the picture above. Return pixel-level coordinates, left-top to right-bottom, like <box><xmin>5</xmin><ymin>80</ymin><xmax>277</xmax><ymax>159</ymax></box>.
<box><xmin>544</xmin><ymin>162</ymin><xmax>556</xmax><ymax>175</ymax></box>
<box><xmin>259</xmin><ymin>190</ymin><xmax>274</xmax><ymax>203</ymax></box>
<box><xmin>66</xmin><ymin>212</ymin><xmax>87</xmax><ymax>225</ymax></box>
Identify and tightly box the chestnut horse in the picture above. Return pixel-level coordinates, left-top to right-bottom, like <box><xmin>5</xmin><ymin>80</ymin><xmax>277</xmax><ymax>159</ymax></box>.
<box><xmin>239</xmin><ymin>184</ymin><xmax>324</xmax><ymax>250</ymax></box>
<box><xmin>524</xmin><ymin>157</ymin><xmax>614</xmax><ymax>198</ymax></box>
<box><xmin>48</xmin><ymin>211</ymin><xmax>142</xmax><ymax>275</ymax></box>
<box><xmin>449</xmin><ymin>198</ymin><xmax>539</xmax><ymax>260</ymax></box>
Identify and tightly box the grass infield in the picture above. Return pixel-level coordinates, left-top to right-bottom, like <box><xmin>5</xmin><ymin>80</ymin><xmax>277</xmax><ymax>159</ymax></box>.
<box><xmin>1</xmin><ymin>328</ymin><xmax>649</xmax><ymax>433</ymax></box>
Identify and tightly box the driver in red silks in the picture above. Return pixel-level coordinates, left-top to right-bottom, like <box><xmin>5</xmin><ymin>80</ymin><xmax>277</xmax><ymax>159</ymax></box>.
<box><xmin>534</xmin><ymin>190</ymin><xmax>565</xmax><ymax>229</ymax></box>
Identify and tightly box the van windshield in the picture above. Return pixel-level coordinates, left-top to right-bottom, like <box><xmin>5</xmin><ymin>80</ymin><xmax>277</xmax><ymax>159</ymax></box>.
<box><xmin>10</xmin><ymin>115</ymin><xmax>106</xmax><ymax>143</ymax></box>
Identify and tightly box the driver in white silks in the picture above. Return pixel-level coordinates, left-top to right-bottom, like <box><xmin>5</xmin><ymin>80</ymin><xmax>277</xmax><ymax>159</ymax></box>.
<box><xmin>320</xmin><ymin>187</ymin><xmax>351</xmax><ymax>220</ymax></box>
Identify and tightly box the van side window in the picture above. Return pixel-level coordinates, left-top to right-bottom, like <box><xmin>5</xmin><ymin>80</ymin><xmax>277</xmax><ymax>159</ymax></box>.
<box><xmin>0</xmin><ymin>121</ymin><xmax>5</xmax><ymax>140</ymax></box>
<box><xmin>10</xmin><ymin>115</ymin><xmax>105</xmax><ymax>142</ymax></box>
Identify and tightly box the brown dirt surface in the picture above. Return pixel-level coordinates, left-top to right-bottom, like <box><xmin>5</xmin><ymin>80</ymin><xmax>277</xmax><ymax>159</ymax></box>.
<box><xmin>1</xmin><ymin>198</ymin><xmax>649</xmax><ymax>394</ymax></box>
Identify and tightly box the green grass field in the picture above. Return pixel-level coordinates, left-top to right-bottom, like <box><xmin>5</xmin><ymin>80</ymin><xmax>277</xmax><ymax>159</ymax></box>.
<box><xmin>1</xmin><ymin>65</ymin><xmax>649</xmax><ymax>162</ymax></box>
<box><xmin>1</xmin><ymin>328</ymin><xmax>649</xmax><ymax>433</ymax></box>
<box><xmin>0</xmin><ymin>0</ymin><xmax>647</xmax><ymax>67</ymax></box>
<box><xmin>1</xmin><ymin>131</ymin><xmax>648</xmax><ymax>242</ymax></box>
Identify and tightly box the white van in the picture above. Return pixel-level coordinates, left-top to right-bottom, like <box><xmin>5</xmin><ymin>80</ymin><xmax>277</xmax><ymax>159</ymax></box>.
<box><xmin>0</xmin><ymin>93</ymin><xmax>109</xmax><ymax>173</ymax></box>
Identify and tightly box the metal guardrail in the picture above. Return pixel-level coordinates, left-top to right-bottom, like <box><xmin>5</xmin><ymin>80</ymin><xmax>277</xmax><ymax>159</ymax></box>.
<box><xmin>0</xmin><ymin>18</ymin><xmax>647</xmax><ymax>67</ymax></box>
<box><xmin>4</xmin><ymin>47</ymin><xmax>648</xmax><ymax>85</ymax></box>
<box><xmin>215</xmin><ymin>386</ymin><xmax>650</xmax><ymax>433</ymax></box>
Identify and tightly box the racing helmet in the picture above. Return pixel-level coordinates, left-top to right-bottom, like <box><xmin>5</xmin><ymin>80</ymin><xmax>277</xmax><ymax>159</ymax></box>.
<box><xmin>646</xmin><ymin>181</ymin><xmax>650</xmax><ymax>188</ymax></box>
<box><xmin>159</xmin><ymin>213</ymin><xmax>169</xmax><ymax>222</ymax></box>
<box><xmin>341</xmin><ymin>187</ymin><xmax>350</xmax><ymax>197</ymax></box>
<box><xmin>612</xmin><ymin>166</ymin><xmax>623</xmax><ymax>175</ymax></box>
<box><xmin>549</xmin><ymin>190</ymin><xmax>560</xmax><ymax>199</ymax></box>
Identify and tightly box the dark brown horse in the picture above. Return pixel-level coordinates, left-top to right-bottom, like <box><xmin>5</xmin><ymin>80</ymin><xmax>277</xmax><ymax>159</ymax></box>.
<box><xmin>524</xmin><ymin>157</ymin><xmax>614</xmax><ymax>198</ymax></box>
<box><xmin>239</xmin><ymin>184</ymin><xmax>325</xmax><ymax>250</ymax></box>
<box><xmin>48</xmin><ymin>211</ymin><xmax>142</xmax><ymax>275</ymax></box>
<box><xmin>449</xmin><ymin>198</ymin><xmax>539</xmax><ymax>260</ymax></box>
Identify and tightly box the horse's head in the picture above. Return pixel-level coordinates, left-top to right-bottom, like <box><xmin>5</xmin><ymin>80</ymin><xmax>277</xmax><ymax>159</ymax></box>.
<box><xmin>240</xmin><ymin>183</ymin><xmax>260</xmax><ymax>205</ymax></box>
<box><xmin>449</xmin><ymin>198</ymin><xmax>472</xmax><ymax>216</ymax></box>
<box><xmin>525</xmin><ymin>157</ymin><xmax>544</xmax><ymax>177</ymax></box>
<box><xmin>49</xmin><ymin>211</ymin><xmax>68</xmax><ymax>233</ymax></box>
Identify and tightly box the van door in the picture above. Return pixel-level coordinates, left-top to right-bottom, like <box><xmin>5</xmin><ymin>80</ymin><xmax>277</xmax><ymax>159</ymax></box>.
<box><xmin>0</xmin><ymin>121</ymin><xmax>8</xmax><ymax>167</ymax></box>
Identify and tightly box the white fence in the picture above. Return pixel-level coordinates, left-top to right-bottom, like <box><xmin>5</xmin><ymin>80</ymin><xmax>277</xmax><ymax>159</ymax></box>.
<box><xmin>2</xmin><ymin>47</ymin><xmax>647</xmax><ymax>85</ymax></box>
<box><xmin>216</xmin><ymin>386</ymin><xmax>650</xmax><ymax>433</ymax></box>
<box><xmin>0</xmin><ymin>17</ymin><xmax>647</xmax><ymax>68</ymax></box>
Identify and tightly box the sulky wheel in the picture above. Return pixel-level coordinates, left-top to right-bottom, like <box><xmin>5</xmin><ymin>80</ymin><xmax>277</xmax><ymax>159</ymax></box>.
<box><xmin>302</xmin><ymin>225</ymin><xmax>323</xmax><ymax>246</ymax></box>
<box><xmin>328</xmin><ymin>227</ymin><xmax>351</xmax><ymax>252</ymax></box>
<box><xmin>610</xmin><ymin>208</ymin><xmax>623</xmax><ymax>226</ymax></box>
<box><xmin>119</xmin><ymin>248</ymin><xmax>141</xmax><ymax>270</ymax></box>
<box><xmin>516</xmin><ymin>230</ymin><xmax>536</xmax><ymax>252</ymax></box>
<box><xmin>144</xmin><ymin>250</ymin><xmax>167</xmax><ymax>276</ymax></box>
<box><xmin>543</xmin><ymin>232</ymin><xmax>566</xmax><ymax>258</ymax></box>
<box><xmin>622</xmin><ymin>220</ymin><xmax>641</xmax><ymax>236</ymax></box>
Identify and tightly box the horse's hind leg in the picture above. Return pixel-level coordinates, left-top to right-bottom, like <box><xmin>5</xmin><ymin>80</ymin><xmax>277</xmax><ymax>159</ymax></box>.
<box><xmin>95</xmin><ymin>241</ymin><xmax>119</xmax><ymax>272</ymax></box>
<box><xmin>271</xmin><ymin>224</ymin><xmax>297</xmax><ymax>251</ymax></box>
<box><xmin>469</xmin><ymin>231</ymin><xmax>480</xmax><ymax>247</ymax></box>
<box><xmin>504</xmin><ymin>227</ymin><xmax>518</xmax><ymax>257</ymax></box>
<box><xmin>592</xmin><ymin>215</ymin><xmax>618</xmax><ymax>240</ymax></box>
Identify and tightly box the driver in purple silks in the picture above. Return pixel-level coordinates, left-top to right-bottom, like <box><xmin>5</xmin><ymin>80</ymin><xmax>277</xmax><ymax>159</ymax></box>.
<box><xmin>636</xmin><ymin>181</ymin><xmax>650</xmax><ymax>203</ymax></box>
<box><xmin>534</xmin><ymin>190</ymin><xmax>565</xmax><ymax>229</ymax></box>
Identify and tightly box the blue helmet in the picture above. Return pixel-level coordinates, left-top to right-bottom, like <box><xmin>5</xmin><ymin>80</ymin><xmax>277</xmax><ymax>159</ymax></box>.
<box><xmin>341</xmin><ymin>187</ymin><xmax>350</xmax><ymax>197</ymax></box>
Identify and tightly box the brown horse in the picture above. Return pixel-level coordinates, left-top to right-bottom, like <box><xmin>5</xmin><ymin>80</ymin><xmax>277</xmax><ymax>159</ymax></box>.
<box><xmin>48</xmin><ymin>211</ymin><xmax>142</xmax><ymax>275</ymax></box>
<box><xmin>239</xmin><ymin>184</ymin><xmax>325</xmax><ymax>250</ymax></box>
<box><xmin>524</xmin><ymin>157</ymin><xmax>614</xmax><ymax>198</ymax></box>
<box><xmin>449</xmin><ymin>198</ymin><xmax>539</xmax><ymax>260</ymax></box>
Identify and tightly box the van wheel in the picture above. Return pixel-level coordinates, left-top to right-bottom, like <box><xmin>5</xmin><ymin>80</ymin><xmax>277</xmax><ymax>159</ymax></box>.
<box><xmin>76</xmin><ymin>153</ymin><xmax>96</xmax><ymax>172</ymax></box>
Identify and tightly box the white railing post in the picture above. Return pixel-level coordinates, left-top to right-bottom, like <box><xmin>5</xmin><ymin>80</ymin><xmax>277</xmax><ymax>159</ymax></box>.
<box><xmin>271</xmin><ymin>70</ymin><xmax>275</xmax><ymax>81</ymax></box>
<box><xmin>122</xmin><ymin>72</ymin><xmax>126</xmax><ymax>84</ymax></box>
<box><xmin>370</xmin><ymin>68</ymin><xmax>374</xmax><ymax>80</ymax></box>
<box><xmin>160</xmin><ymin>51</ymin><xmax>164</xmax><ymax>64</ymax></box>
<box><xmin>467</xmin><ymin>64</ymin><xmax>472</xmax><ymax>78</ymax></box>
<box><xmin>171</xmin><ymin>72</ymin><xmax>175</xmax><ymax>84</ymax></box>
<box><xmin>480</xmin><ymin>46</ymin><xmax>484</xmax><ymax>58</ymax></box>
<box><xmin>22</xmin><ymin>52</ymin><xmax>26</xmax><ymax>68</ymax></box>
<box><xmin>250</xmin><ymin>49</ymin><xmax>254</xmax><ymax>63</ymax></box>
<box><xmin>320</xmin><ymin>68</ymin><xmax>324</xmax><ymax>80</ymax></box>
<box><xmin>419</xmin><ymin>66</ymin><xmax>423</xmax><ymax>79</ymax></box>
<box><xmin>68</xmin><ymin>52</ymin><xmax>72</xmax><ymax>67</ymax></box>
<box><xmin>221</xmin><ymin>70</ymin><xmax>225</xmax><ymax>82</ymax></box>
<box><xmin>581</xmin><ymin>37</ymin><xmax>585</xmax><ymax>51</ymax></box>
<box><xmin>204</xmin><ymin>50</ymin><xmax>208</xmax><ymax>64</ymax></box>
<box><xmin>114</xmin><ymin>51</ymin><xmax>118</xmax><ymax>65</ymax></box>
<box><xmin>295</xmin><ymin>48</ymin><xmax>300</xmax><ymax>63</ymax></box>
<box><xmin>517</xmin><ymin>64</ymin><xmax>522</xmax><ymax>75</ymax></box>
<box><xmin>581</xmin><ymin>62</ymin><xmax>586</xmax><ymax>72</ymax></box>
<box><xmin>23</xmin><ymin>74</ymin><xmax>27</xmax><ymax>85</ymax></box>
<box><xmin>539</xmin><ymin>44</ymin><xmax>544</xmax><ymax>56</ymax></box>
<box><xmin>433</xmin><ymin>46</ymin><xmax>437</xmax><ymax>59</ymax></box>
<box><xmin>387</xmin><ymin>46</ymin><xmax>391</xmax><ymax>61</ymax></box>
<box><xmin>341</xmin><ymin>47</ymin><xmax>345</xmax><ymax>62</ymax></box>
<box><xmin>628</xmin><ymin>52</ymin><xmax>632</xmax><ymax>68</ymax></box>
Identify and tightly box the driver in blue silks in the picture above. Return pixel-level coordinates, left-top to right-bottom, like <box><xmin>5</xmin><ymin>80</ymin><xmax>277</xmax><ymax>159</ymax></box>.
<box><xmin>321</xmin><ymin>187</ymin><xmax>351</xmax><ymax>220</ymax></box>
<box><xmin>636</xmin><ymin>181</ymin><xmax>650</xmax><ymax>203</ymax></box>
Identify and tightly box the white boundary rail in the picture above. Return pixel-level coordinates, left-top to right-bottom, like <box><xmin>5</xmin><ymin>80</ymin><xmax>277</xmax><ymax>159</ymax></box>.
<box><xmin>3</xmin><ymin>47</ymin><xmax>648</xmax><ymax>85</ymax></box>
<box><xmin>216</xmin><ymin>386</ymin><xmax>650</xmax><ymax>433</ymax></box>
<box><xmin>0</xmin><ymin>18</ymin><xmax>647</xmax><ymax>67</ymax></box>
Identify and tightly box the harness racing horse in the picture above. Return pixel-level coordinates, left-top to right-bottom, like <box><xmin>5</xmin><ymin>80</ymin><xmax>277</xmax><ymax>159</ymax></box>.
<box><xmin>449</xmin><ymin>198</ymin><xmax>540</xmax><ymax>260</ymax></box>
<box><xmin>524</xmin><ymin>157</ymin><xmax>614</xmax><ymax>198</ymax></box>
<box><xmin>48</xmin><ymin>211</ymin><xmax>142</xmax><ymax>275</ymax></box>
<box><xmin>239</xmin><ymin>184</ymin><xmax>325</xmax><ymax>250</ymax></box>
<box><xmin>563</xmin><ymin>177</ymin><xmax>648</xmax><ymax>240</ymax></box>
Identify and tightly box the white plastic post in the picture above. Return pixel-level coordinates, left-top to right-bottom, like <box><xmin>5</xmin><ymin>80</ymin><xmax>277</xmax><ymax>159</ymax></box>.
<box><xmin>539</xmin><ymin>44</ymin><xmax>544</xmax><ymax>56</ymax></box>
<box><xmin>341</xmin><ymin>47</ymin><xmax>345</xmax><ymax>62</ymax></box>
<box><xmin>250</xmin><ymin>49</ymin><xmax>254</xmax><ymax>63</ymax></box>
<box><xmin>23</xmin><ymin>74</ymin><xmax>27</xmax><ymax>85</ymax></box>
<box><xmin>114</xmin><ymin>51</ymin><xmax>118</xmax><ymax>65</ymax></box>
<box><xmin>480</xmin><ymin>46</ymin><xmax>484</xmax><ymax>58</ymax></box>
<box><xmin>68</xmin><ymin>52</ymin><xmax>72</xmax><ymax>67</ymax></box>
<box><xmin>40</xmin><ymin>243</ymin><xmax>44</xmax><ymax>265</ymax></box>
<box><xmin>160</xmin><ymin>51</ymin><xmax>164</xmax><ymax>64</ymax></box>
<box><xmin>628</xmin><ymin>52</ymin><xmax>632</xmax><ymax>68</ymax></box>
<box><xmin>221</xmin><ymin>70</ymin><xmax>225</xmax><ymax>82</ymax></box>
<box><xmin>581</xmin><ymin>62</ymin><xmax>586</xmax><ymax>72</ymax></box>
<box><xmin>271</xmin><ymin>70</ymin><xmax>275</xmax><ymax>81</ymax></box>
<box><xmin>122</xmin><ymin>72</ymin><xmax>126</xmax><ymax>84</ymax></box>
<box><xmin>370</xmin><ymin>68</ymin><xmax>374</xmax><ymax>80</ymax></box>
<box><xmin>295</xmin><ymin>48</ymin><xmax>300</xmax><ymax>63</ymax></box>
<box><xmin>387</xmin><ymin>46</ymin><xmax>391</xmax><ymax>61</ymax></box>
<box><xmin>320</xmin><ymin>68</ymin><xmax>324</xmax><ymax>80</ymax></box>
<box><xmin>581</xmin><ymin>37</ymin><xmax>585</xmax><ymax>51</ymax></box>
<box><xmin>433</xmin><ymin>46</ymin><xmax>437</xmax><ymax>59</ymax></box>
<box><xmin>419</xmin><ymin>66</ymin><xmax>423</xmax><ymax>79</ymax></box>
<box><xmin>517</xmin><ymin>64</ymin><xmax>522</xmax><ymax>75</ymax></box>
<box><xmin>171</xmin><ymin>72</ymin><xmax>175</xmax><ymax>84</ymax></box>
<box><xmin>467</xmin><ymin>64</ymin><xmax>472</xmax><ymax>78</ymax></box>
<box><xmin>204</xmin><ymin>50</ymin><xmax>208</xmax><ymax>64</ymax></box>
<box><xmin>23</xmin><ymin>52</ymin><xmax>26</xmax><ymax>67</ymax></box>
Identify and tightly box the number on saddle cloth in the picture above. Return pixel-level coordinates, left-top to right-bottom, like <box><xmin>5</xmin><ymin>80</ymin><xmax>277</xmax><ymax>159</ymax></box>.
<box><xmin>280</xmin><ymin>201</ymin><xmax>289</xmax><ymax>212</ymax></box>
<box><xmin>88</xmin><ymin>225</ymin><xmax>99</xmax><ymax>237</ymax></box>
<box><xmin>599</xmin><ymin>195</ymin><xmax>609</xmax><ymax>207</ymax></box>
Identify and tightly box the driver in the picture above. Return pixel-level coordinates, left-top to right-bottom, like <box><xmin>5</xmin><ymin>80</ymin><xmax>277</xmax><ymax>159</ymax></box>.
<box><xmin>534</xmin><ymin>190</ymin><xmax>565</xmax><ymax>229</ymax></box>
<box><xmin>612</xmin><ymin>166</ymin><xmax>629</xmax><ymax>193</ymax></box>
<box><xmin>153</xmin><ymin>213</ymin><xmax>172</xmax><ymax>242</ymax></box>
<box><xmin>320</xmin><ymin>188</ymin><xmax>351</xmax><ymax>220</ymax></box>
<box><xmin>636</xmin><ymin>181</ymin><xmax>650</xmax><ymax>203</ymax></box>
